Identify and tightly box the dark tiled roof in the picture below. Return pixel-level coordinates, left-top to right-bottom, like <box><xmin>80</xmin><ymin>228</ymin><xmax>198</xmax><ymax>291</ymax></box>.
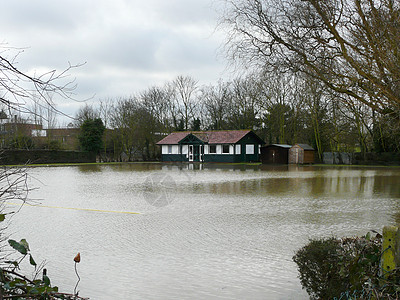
<box><xmin>156</xmin><ymin>132</ymin><xmax>191</xmax><ymax>145</ymax></box>
<box><xmin>156</xmin><ymin>130</ymin><xmax>256</xmax><ymax>145</ymax></box>
<box><xmin>207</xmin><ymin>130</ymin><xmax>251</xmax><ymax>144</ymax></box>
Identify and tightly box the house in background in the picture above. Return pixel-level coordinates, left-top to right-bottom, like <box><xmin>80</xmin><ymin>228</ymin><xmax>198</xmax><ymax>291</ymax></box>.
<box><xmin>260</xmin><ymin>144</ymin><xmax>292</xmax><ymax>164</ymax></box>
<box><xmin>34</xmin><ymin>127</ymin><xmax>81</xmax><ymax>150</ymax></box>
<box><xmin>289</xmin><ymin>144</ymin><xmax>315</xmax><ymax>164</ymax></box>
<box><xmin>156</xmin><ymin>130</ymin><xmax>265</xmax><ymax>163</ymax></box>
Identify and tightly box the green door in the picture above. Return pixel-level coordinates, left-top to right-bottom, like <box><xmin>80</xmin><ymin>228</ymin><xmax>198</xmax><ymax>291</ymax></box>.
<box><xmin>193</xmin><ymin>145</ymin><xmax>200</xmax><ymax>162</ymax></box>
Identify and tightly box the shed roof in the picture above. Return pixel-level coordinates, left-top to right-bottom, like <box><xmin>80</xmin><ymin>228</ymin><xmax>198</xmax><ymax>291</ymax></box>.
<box><xmin>156</xmin><ymin>130</ymin><xmax>263</xmax><ymax>145</ymax></box>
<box><xmin>269</xmin><ymin>144</ymin><xmax>292</xmax><ymax>149</ymax></box>
<box><xmin>294</xmin><ymin>144</ymin><xmax>314</xmax><ymax>150</ymax></box>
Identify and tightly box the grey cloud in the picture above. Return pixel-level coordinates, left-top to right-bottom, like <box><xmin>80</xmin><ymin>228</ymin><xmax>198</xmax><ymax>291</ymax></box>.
<box><xmin>2</xmin><ymin>0</ymin><xmax>92</xmax><ymax>32</ymax></box>
<box><xmin>147</xmin><ymin>0</ymin><xmax>219</xmax><ymax>27</ymax></box>
<box><xmin>1</xmin><ymin>0</ymin><xmax>228</xmax><ymax>105</ymax></box>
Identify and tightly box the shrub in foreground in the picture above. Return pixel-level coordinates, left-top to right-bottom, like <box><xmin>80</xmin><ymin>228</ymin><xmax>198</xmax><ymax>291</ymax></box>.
<box><xmin>1</xmin><ymin>237</ymin><xmax>87</xmax><ymax>299</ymax></box>
<box><xmin>293</xmin><ymin>233</ymin><xmax>400</xmax><ymax>299</ymax></box>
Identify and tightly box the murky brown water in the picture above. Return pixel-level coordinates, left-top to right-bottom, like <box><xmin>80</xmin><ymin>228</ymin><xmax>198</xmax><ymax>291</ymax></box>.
<box><xmin>8</xmin><ymin>163</ymin><xmax>400</xmax><ymax>299</ymax></box>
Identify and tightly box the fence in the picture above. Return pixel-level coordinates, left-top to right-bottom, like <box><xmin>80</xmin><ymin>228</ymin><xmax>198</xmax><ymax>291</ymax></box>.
<box><xmin>0</xmin><ymin>150</ymin><xmax>96</xmax><ymax>165</ymax></box>
<box><xmin>323</xmin><ymin>152</ymin><xmax>400</xmax><ymax>165</ymax></box>
<box><xmin>323</xmin><ymin>152</ymin><xmax>353</xmax><ymax>164</ymax></box>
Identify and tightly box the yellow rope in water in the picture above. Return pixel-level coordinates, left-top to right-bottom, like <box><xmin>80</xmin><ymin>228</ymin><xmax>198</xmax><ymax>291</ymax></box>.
<box><xmin>7</xmin><ymin>202</ymin><xmax>141</xmax><ymax>214</ymax></box>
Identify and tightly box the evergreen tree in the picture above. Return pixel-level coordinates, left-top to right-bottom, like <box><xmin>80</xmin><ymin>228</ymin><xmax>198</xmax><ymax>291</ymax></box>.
<box><xmin>79</xmin><ymin>118</ymin><xmax>105</xmax><ymax>153</ymax></box>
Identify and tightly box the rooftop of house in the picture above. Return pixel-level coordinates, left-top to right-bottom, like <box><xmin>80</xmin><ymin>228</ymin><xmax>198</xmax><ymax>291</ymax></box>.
<box><xmin>156</xmin><ymin>130</ymin><xmax>263</xmax><ymax>145</ymax></box>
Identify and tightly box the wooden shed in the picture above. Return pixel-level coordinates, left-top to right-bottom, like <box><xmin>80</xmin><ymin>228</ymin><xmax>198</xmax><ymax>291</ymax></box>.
<box><xmin>289</xmin><ymin>144</ymin><xmax>315</xmax><ymax>164</ymax></box>
<box><xmin>260</xmin><ymin>144</ymin><xmax>292</xmax><ymax>164</ymax></box>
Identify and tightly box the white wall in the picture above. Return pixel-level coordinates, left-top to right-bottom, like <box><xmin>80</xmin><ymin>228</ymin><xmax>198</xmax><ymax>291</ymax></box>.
<box><xmin>182</xmin><ymin>145</ymin><xmax>188</xmax><ymax>154</ymax></box>
<box><xmin>229</xmin><ymin>145</ymin><xmax>234</xmax><ymax>154</ymax></box>
<box><xmin>162</xmin><ymin>145</ymin><xmax>168</xmax><ymax>154</ymax></box>
<box><xmin>32</xmin><ymin>129</ymin><xmax>47</xmax><ymax>137</ymax></box>
<box><xmin>204</xmin><ymin>145</ymin><xmax>209</xmax><ymax>154</ymax></box>
<box><xmin>216</xmin><ymin>145</ymin><xmax>222</xmax><ymax>154</ymax></box>
<box><xmin>172</xmin><ymin>145</ymin><xmax>179</xmax><ymax>154</ymax></box>
<box><xmin>235</xmin><ymin>144</ymin><xmax>241</xmax><ymax>154</ymax></box>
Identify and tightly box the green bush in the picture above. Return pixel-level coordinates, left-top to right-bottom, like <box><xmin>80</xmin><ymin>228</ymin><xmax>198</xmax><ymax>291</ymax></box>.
<box><xmin>43</xmin><ymin>139</ymin><xmax>63</xmax><ymax>150</ymax></box>
<box><xmin>293</xmin><ymin>233</ymin><xmax>400</xmax><ymax>299</ymax></box>
<box><xmin>293</xmin><ymin>238</ymin><xmax>349</xmax><ymax>299</ymax></box>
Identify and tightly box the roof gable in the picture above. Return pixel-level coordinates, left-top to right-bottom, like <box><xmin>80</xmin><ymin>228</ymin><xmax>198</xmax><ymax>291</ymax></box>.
<box><xmin>179</xmin><ymin>133</ymin><xmax>204</xmax><ymax>144</ymax></box>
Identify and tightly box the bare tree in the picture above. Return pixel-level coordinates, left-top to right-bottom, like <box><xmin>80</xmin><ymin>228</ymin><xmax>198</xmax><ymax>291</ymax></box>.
<box><xmin>201</xmin><ymin>80</ymin><xmax>232</xmax><ymax>130</ymax></box>
<box><xmin>110</xmin><ymin>97</ymin><xmax>156</xmax><ymax>161</ymax></box>
<box><xmin>0</xmin><ymin>45</ymin><xmax>81</xmax><ymax>116</ymax></box>
<box><xmin>74</xmin><ymin>103</ymin><xmax>99</xmax><ymax>127</ymax></box>
<box><xmin>98</xmin><ymin>98</ymin><xmax>114</xmax><ymax>157</ymax></box>
<box><xmin>170</xmin><ymin>75</ymin><xmax>199</xmax><ymax>130</ymax></box>
<box><xmin>44</xmin><ymin>97</ymin><xmax>58</xmax><ymax>130</ymax></box>
<box><xmin>258</xmin><ymin>72</ymin><xmax>298</xmax><ymax>143</ymax></box>
<box><xmin>227</xmin><ymin>75</ymin><xmax>264</xmax><ymax>130</ymax></box>
<box><xmin>140</xmin><ymin>85</ymin><xmax>173</xmax><ymax>132</ymax></box>
<box><xmin>221</xmin><ymin>0</ymin><xmax>400</xmax><ymax>112</ymax></box>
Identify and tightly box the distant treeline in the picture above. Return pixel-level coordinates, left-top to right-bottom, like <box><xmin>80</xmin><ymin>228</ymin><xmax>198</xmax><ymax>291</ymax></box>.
<box><xmin>74</xmin><ymin>71</ymin><xmax>400</xmax><ymax>162</ymax></box>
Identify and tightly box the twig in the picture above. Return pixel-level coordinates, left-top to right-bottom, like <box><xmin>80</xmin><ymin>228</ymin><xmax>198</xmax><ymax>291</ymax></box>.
<box><xmin>74</xmin><ymin>262</ymin><xmax>80</xmax><ymax>296</ymax></box>
<box><xmin>2</xmin><ymin>269</ymin><xmax>35</xmax><ymax>285</ymax></box>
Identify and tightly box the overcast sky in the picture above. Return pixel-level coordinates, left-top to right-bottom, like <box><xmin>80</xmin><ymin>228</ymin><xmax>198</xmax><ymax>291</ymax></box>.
<box><xmin>1</xmin><ymin>0</ymin><xmax>229</xmax><ymax>124</ymax></box>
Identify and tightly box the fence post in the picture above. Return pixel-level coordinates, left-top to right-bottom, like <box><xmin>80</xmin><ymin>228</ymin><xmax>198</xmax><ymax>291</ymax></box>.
<box><xmin>382</xmin><ymin>226</ymin><xmax>400</xmax><ymax>277</ymax></box>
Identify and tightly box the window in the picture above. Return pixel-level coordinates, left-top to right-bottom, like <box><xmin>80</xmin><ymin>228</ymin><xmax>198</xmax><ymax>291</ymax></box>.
<box><xmin>182</xmin><ymin>145</ymin><xmax>188</xmax><ymax>154</ymax></box>
<box><xmin>222</xmin><ymin>144</ymin><xmax>230</xmax><ymax>154</ymax></box>
<box><xmin>162</xmin><ymin>145</ymin><xmax>168</xmax><ymax>154</ymax></box>
<box><xmin>209</xmin><ymin>145</ymin><xmax>216</xmax><ymax>154</ymax></box>
<box><xmin>246</xmin><ymin>144</ymin><xmax>254</xmax><ymax>154</ymax></box>
<box><xmin>168</xmin><ymin>145</ymin><xmax>172</xmax><ymax>154</ymax></box>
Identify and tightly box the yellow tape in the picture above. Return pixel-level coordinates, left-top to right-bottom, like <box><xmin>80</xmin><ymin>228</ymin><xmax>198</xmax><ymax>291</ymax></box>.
<box><xmin>7</xmin><ymin>202</ymin><xmax>140</xmax><ymax>215</ymax></box>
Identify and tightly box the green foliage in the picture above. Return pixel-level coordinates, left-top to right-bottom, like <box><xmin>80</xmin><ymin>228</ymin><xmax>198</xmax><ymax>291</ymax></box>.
<box><xmin>293</xmin><ymin>238</ymin><xmax>348</xmax><ymax>299</ymax></box>
<box><xmin>191</xmin><ymin>118</ymin><xmax>201</xmax><ymax>131</ymax></box>
<box><xmin>175</xmin><ymin>117</ymin><xmax>185</xmax><ymax>131</ymax></box>
<box><xmin>79</xmin><ymin>118</ymin><xmax>105</xmax><ymax>153</ymax></box>
<box><xmin>293</xmin><ymin>233</ymin><xmax>400</xmax><ymax>299</ymax></box>
<box><xmin>9</xmin><ymin>239</ymin><xmax>29</xmax><ymax>255</ymax></box>
<box><xmin>0</xmin><ymin>270</ymin><xmax>60</xmax><ymax>298</ymax></box>
<box><xmin>1</xmin><ymin>237</ymin><xmax>87</xmax><ymax>299</ymax></box>
<box><xmin>3</xmin><ymin>238</ymin><xmax>58</xmax><ymax>298</ymax></box>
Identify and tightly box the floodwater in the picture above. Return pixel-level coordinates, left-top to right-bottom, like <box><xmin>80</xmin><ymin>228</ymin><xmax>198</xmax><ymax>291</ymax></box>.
<box><xmin>7</xmin><ymin>163</ymin><xmax>400</xmax><ymax>299</ymax></box>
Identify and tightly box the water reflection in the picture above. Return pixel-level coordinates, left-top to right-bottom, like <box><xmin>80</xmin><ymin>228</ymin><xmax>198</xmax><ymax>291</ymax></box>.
<box><xmin>193</xmin><ymin>174</ymin><xmax>381</xmax><ymax>198</ymax></box>
<box><xmin>8</xmin><ymin>163</ymin><xmax>400</xmax><ymax>300</ymax></box>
